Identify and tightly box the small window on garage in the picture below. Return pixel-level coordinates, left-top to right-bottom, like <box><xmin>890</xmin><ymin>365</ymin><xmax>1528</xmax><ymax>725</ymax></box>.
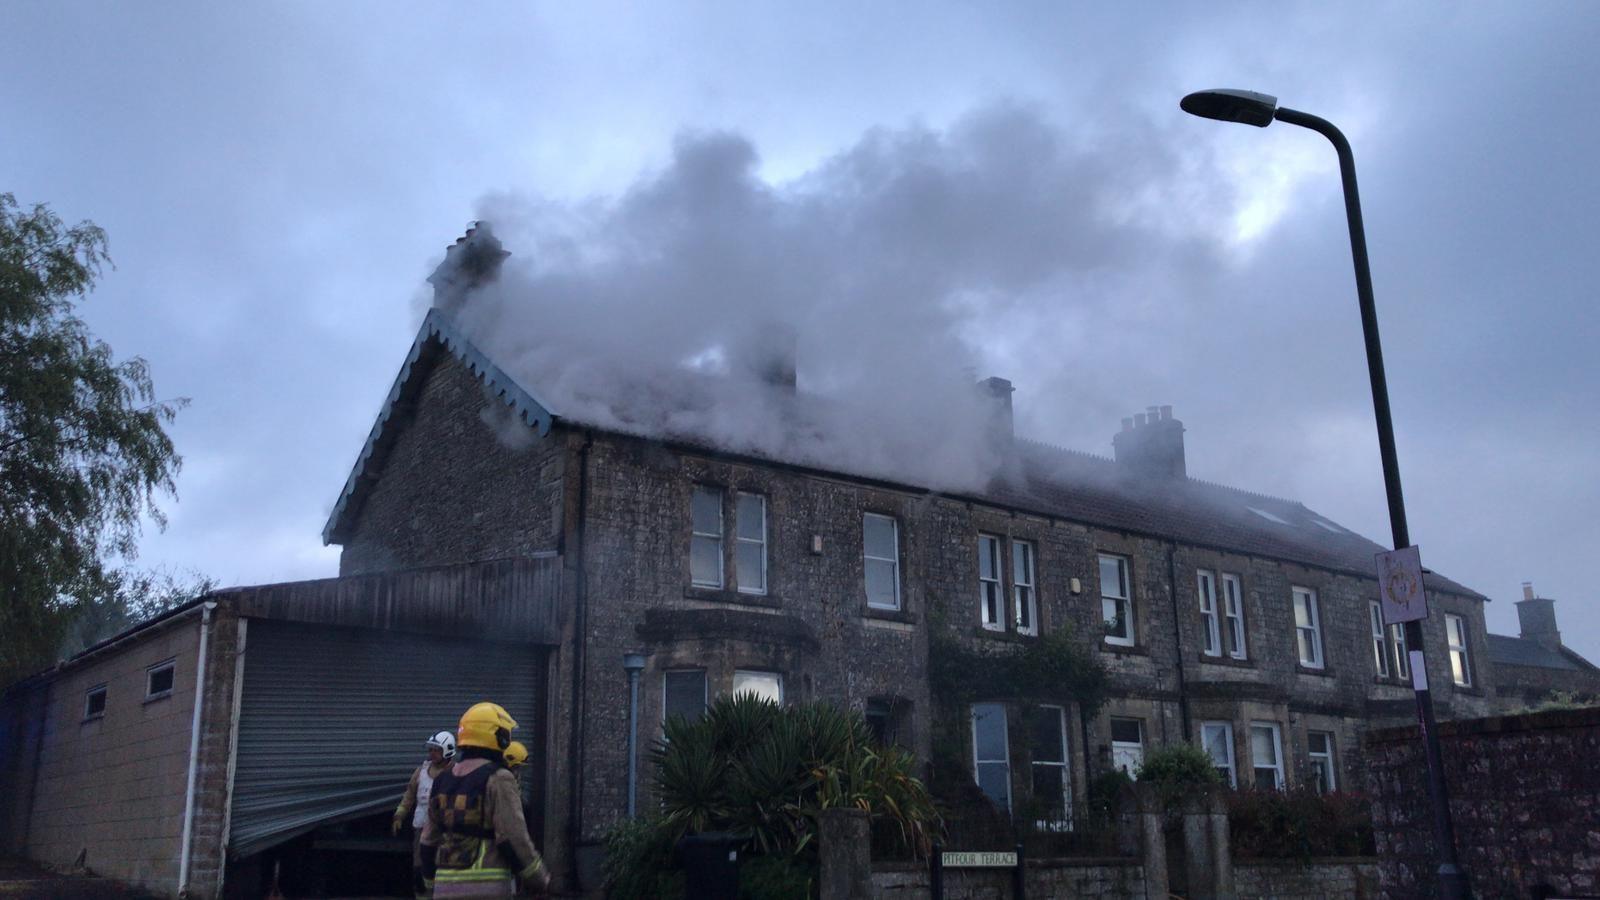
<box><xmin>146</xmin><ymin>659</ymin><xmax>177</xmax><ymax>700</ymax></box>
<box><xmin>83</xmin><ymin>684</ymin><xmax>108</xmax><ymax>720</ymax></box>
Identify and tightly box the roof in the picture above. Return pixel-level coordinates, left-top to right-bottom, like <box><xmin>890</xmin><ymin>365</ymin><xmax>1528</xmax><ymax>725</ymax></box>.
<box><xmin>1488</xmin><ymin>634</ymin><xmax>1583</xmax><ymax>671</ymax></box>
<box><xmin>323</xmin><ymin>314</ymin><xmax>1487</xmax><ymax>600</ymax></box>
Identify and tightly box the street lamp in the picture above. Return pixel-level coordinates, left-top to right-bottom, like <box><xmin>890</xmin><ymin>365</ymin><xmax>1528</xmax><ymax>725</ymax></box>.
<box><xmin>1182</xmin><ymin>88</ymin><xmax>1470</xmax><ymax>900</ymax></box>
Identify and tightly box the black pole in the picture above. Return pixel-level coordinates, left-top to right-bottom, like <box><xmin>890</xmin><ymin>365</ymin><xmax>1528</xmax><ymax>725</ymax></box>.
<box><xmin>1013</xmin><ymin>841</ymin><xmax>1026</xmax><ymax>900</ymax></box>
<box><xmin>930</xmin><ymin>841</ymin><xmax>944</xmax><ymax>900</ymax></box>
<box><xmin>1274</xmin><ymin>105</ymin><xmax>1469</xmax><ymax>900</ymax></box>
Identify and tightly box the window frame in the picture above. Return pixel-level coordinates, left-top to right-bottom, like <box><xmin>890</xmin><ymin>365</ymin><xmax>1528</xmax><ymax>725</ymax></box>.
<box><xmin>1030</xmin><ymin>704</ymin><xmax>1072</xmax><ymax>831</ymax></box>
<box><xmin>1445</xmin><ymin>614</ymin><xmax>1473</xmax><ymax>687</ymax></box>
<box><xmin>1099</xmin><ymin>554</ymin><xmax>1135</xmax><ymax>647</ymax></box>
<box><xmin>1221</xmin><ymin>573</ymin><xmax>1247</xmax><ymax>659</ymax></box>
<box><xmin>1292</xmin><ymin>587</ymin><xmax>1324</xmax><ymax>669</ymax></box>
<box><xmin>1391</xmin><ymin>623</ymin><xmax>1411</xmax><ymax>680</ymax></box>
<box><xmin>83</xmin><ymin>683</ymin><xmax>108</xmax><ymax>721</ymax></box>
<box><xmin>1200</xmin><ymin>720</ymin><xmax>1237</xmax><ymax>788</ymax></box>
<box><xmin>1109</xmin><ymin>717</ymin><xmax>1145</xmax><ymax>777</ymax></box>
<box><xmin>863</xmin><ymin>513</ymin><xmax>902</xmax><ymax>610</ymax></box>
<box><xmin>732</xmin><ymin>669</ymin><xmax>784</xmax><ymax>704</ymax></box>
<box><xmin>977</xmin><ymin>533</ymin><xmax>1004</xmax><ymax>631</ymax></box>
<box><xmin>663</xmin><ymin>668</ymin><xmax>709</xmax><ymax>724</ymax></box>
<box><xmin>1012</xmin><ymin>539</ymin><xmax>1038</xmax><ymax>636</ymax></box>
<box><xmin>1249</xmin><ymin>721</ymin><xmax>1284</xmax><ymax>789</ymax></box>
<box><xmin>1307</xmin><ymin>730</ymin><xmax>1337</xmax><ymax>794</ymax></box>
<box><xmin>145</xmin><ymin>658</ymin><xmax>177</xmax><ymax>701</ymax></box>
<box><xmin>690</xmin><ymin>485</ymin><xmax>725</xmax><ymax>589</ymax></box>
<box><xmin>1369</xmin><ymin>600</ymin><xmax>1391</xmax><ymax>678</ymax></box>
<box><xmin>1197</xmin><ymin>569</ymin><xmax>1222</xmax><ymax>657</ymax></box>
<box><xmin>971</xmin><ymin>702</ymin><xmax>1012</xmax><ymax>813</ymax></box>
<box><xmin>734</xmin><ymin>491</ymin><xmax>768</xmax><ymax>595</ymax></box>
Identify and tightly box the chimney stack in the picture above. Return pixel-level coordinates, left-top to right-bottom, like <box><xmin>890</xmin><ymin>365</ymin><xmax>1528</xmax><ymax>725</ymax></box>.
<box><xmin>739</xmin><ymin>322</ymin><xmax>798</xmax><ymax>392</ymax></box>
<box><xmin>1112</xmin><ymin>405</ymin><xmax>1186</xmax><ymax>480</ymax></box>
<box><xmin>978</xmin><ymin>376</ymin><xmax>1015</xmax><ymax>442</ymax></box>
<box><xmin>1516</xmin><ymin>582</ymin><xmax>1563</xmax><ymax>652</ymax></box>
<box><xmin>428</xmin><ymin>221</ymin><xmax>510</xmax><ymax>313</ymax></box>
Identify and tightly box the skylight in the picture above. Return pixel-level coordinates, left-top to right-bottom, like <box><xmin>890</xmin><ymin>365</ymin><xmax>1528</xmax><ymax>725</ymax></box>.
<box><xmin>1246</xmin><ymin>506</ymin><xmax>1292</xmax><ymax>525</ymax></box>
<box><xmin>1311</xmin><ymin>519</ymin><xmax>1344</xmax><ymax>534</ymax></box>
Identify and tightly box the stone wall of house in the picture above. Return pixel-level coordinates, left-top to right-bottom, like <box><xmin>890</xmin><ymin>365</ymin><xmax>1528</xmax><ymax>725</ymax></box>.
<box><xmin>338</xmin><ymin>353</ymin><xmax>568</xmax><ymax>575</ymax></box>
<box><xmin>22</xmin><ymin>614</ymin><xmax>202</xmax><ymax>896</ymax></box>
<box><xmin>1233</xmin><ymin>858</ymin><xmax>1379</xmax><ymax>899</ymax></box>
<box><xmin>186</xmin><ymin>606</ymin><xmax>244</xmax><ymax>899</ymax></box>
<box><xmin>1366</xmin><ymin>705</ymin><xmax>1600</xmax><ymax>898</ymax></box>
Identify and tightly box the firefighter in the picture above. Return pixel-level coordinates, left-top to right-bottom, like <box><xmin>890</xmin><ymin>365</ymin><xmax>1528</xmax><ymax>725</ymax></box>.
<box><xmin>503</xmin><ymin>741</ymin><xmax>528</xmax><ymax>774</ymax></box>
<box><xmin>395</xmin><ymin>730</ymin><xmax>456</xmax><ymax>898</ymax></box>
<box><xmin>421</xmin><ymin>702</ymin><xmax>550</xmax><ymax>898</ymax></box>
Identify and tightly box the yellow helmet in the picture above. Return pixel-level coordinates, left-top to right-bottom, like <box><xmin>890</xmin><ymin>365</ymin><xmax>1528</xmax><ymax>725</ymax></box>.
<box><xmin>457</xmin><ymin>702</ymin><xmax>518</xmax><ymax>751</ymax></box>
<box><xmin>504</xmin><ymin>741</ymin><xmax>528</xmax><ymax>771</ymax></box>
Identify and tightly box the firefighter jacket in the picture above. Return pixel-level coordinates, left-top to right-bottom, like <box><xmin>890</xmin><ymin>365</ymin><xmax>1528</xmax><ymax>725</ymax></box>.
<box><xmin>395</xmin><ymin>758</ymin><xmax>451</xmax><ymax>831</ymax></box>
<box><xmin>421</xmin><ymin>758</ymin><xmax>547</xmax><ymax>898</ymax></box>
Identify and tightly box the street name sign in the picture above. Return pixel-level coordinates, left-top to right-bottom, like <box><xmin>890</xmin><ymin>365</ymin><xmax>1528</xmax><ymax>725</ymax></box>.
<box><xmin>1376</xmin><ymin>545</ymin><xmax>1428</xmax><ymax>624</ymax></box>
<box><xmin>941</xmin><ymin>851</ymin><xmax>1017</xmax><ymax>868</ymax></box>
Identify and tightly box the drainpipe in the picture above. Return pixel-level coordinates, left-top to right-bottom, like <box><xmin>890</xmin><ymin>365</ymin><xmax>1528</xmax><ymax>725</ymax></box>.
<box><xmin>566</xmin><ymin>432</ymin><xmax>594</xmax><ymax>887</ymax></box>
<box><xmin>1165</xmin><ymin>545</ymin><xmax>1191</xmax><ymax>740</ymax></box>
<box><xmin>177</xmin><ymin>601</ymin><xmax>217</xmax><ymax>898</ymax></box>
<box><xmin>623</xmin><ymin>653</ymin><xmax>646</xmax><ymax>818</ymax></box>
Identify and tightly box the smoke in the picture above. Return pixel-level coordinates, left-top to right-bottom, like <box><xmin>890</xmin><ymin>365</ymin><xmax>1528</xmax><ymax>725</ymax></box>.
<box><xmin>451</xmin><ymin>102</ymin><xmax>1233</xmax><ymax>491</ymax></box>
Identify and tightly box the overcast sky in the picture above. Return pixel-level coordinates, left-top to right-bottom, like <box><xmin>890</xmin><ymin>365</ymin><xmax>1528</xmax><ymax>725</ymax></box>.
<box><xmin>4</xmin><ymin>3</ymin><xmax>1596</xmax><ymax>659</ymax></box>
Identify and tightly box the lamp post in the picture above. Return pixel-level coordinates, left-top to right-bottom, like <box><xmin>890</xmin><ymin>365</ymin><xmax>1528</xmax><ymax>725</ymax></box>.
<box><xmin>1181</xmin><ymin>88</ymin><xmax>1469</xmax><ymax>899</ymax></box>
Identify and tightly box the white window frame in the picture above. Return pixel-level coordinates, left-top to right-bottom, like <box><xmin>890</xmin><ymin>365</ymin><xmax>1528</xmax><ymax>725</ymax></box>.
<box><xmin>1109</xmin><ymin>717</ymin><xmax>1144</xmax><ymax>777</ymax></box>
<box><xmin>1370</xmin><ymin>601</ymin><xmax>1390</xmax><ymax>678</ymax></box>
<box><xmin>83</xmin><ymin>683</ymin><xmax>108</xmax><ymax>721</ymax></box>
<box><xmin>1292</xmin><ymin>587</ymin><xmax>1324</xmax><ymax>669</ymax></box>
<box><xmin>1200</xmin><ymin>721</ymin><xmax>1236</xmax><ymax>787</ymax></box>
<box><xmin>732</xmin><ymin>669</ymin><xmax>784</xmax><ymax>704</ymax></box>
<box><xmin>690</xmin><ymin>486</ymin><xmax>724</xmax><ymax>589</ymax></box>
<box><xmin>978</xmin><ymin>534</ymin><xmax>1003</xmax><ymax>631</ymax></box>
<box><xmin>145</xmin><ymin>658</ymin><xmax>176</xmax><ymax>700</ymax></box>
<box><xmin>663</xmin><ymin>669</ymin><xmax>709</xmax><ymax>724</ymax></box>
<box><xmin>1307</xmin><ymin>730</ymin><xmax>1336</xmax><ymax>793</ymax></box>
<box><xmin>1012</xmin><ymin>540</ymin><xmax>1038</xmax><ymax>636</ymax></box>
<box><xmin>1222</xmin><ymin>573</ymin><xmax>1247</xmax><ymax>659</ymax></box>
<box><xmin>1391</xmin><ymin>623</ymin><xmax>1411</xmax><ymax>680</ymax></box>
<box><xmin>1446</xmin><ymin>614</ymin><xmax>1472</xmax><ymax>687</ymax></box>
<box><xmin>1031</xmin><ymin>704</ymin><xmax>1071</xmax><ymax>831</ymax></box>
<box><xmin>1250</xmin><ymin>721</ymin><xmax>1284</xmax><ymax>789</ymax></box>
<box><xmin>1100</xmin><ymin>554</ymin><xmax>1135</xmax><ymax>647</ymax></box>
<box><xmin>971</xmin><ymin>702</ymin><xmax>1012</xmax><ymax>813</ymax></box>
<box><xmin>863</xmin><ymin>513</ymin><xmax>902</xmax><ymax>610</ymax></box>
<box><xmin>1197</xmin><ymin>570</ymin><xmax>1221</xmax><ymax>657</ymax></box>
<box><xmin>734</xmin><ymin>492</ymin><xmax>768</xmax><ymax>595</ymax></box>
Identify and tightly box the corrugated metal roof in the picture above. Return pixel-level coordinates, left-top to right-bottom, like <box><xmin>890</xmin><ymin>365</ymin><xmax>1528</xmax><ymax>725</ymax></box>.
<box><xmin>1488</xmin><ymin>634</ymin><xmax>1580</xmax><ymax>670</ymax></box>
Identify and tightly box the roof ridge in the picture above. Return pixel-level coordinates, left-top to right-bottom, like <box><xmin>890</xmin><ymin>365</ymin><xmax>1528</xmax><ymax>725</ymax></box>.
<box><xmin>1016</xmin><ymin>436</ymin><xmax>1301</xmax><ymax>507</ymax></box>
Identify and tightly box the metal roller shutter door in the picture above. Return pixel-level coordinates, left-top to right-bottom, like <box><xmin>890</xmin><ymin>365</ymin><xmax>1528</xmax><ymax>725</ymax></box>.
<box><xmin>229</xmin><ymin>620</ymin><xmax>544</xmax><ymax>859</ymax></box>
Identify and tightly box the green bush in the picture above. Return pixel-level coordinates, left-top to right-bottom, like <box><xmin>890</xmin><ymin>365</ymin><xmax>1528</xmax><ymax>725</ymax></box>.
<box><xmin>1135</xmin><ymin>743</ymin><xmax>1222</xmax><ymax>810</ymax></box>
<box><xmin>738</xmin><ymin>854</ymin><xmax>816</xmax><ymax>900</ymax></box>
<box><xmin>601</xmin><ymin>816</ymin><xmax>684</xmax><ymax>900</ymax></box>
<box><xmin>1227</xmin><ymin>789</ymin><xmax>1375</xmax><ymax>860</ymax></box>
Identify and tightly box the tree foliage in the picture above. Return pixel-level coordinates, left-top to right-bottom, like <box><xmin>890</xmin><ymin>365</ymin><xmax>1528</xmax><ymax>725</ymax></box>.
<box><xmin>0</xmin><ymin>193</ymin><xmax>185</xmax><ymax>686</ymax></box>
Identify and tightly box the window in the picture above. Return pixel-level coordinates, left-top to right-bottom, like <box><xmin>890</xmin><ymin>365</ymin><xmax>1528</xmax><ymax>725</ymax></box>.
<box><xmin>83</xmin><ymin>684</ymin><xmax>107</xmax><ymax>720</ymax></box>
<box><xmin>1030</xmin><ymin>705</ymin><xmax>1071</xmax><ymax>831</ymax></box>
<box><xmin>1100</xmin><ymin>555</ymin><xmax>1134</xmax><ymax>646</ymax></box>
<box><xmin>664</xmin><ymin>670</ymin><xmax>708</xmax><ymax>723</ymax></box>
<box><xmin>732</xmin><ymin>670</ymin><xmax>783</xmax><ymax>704</ymax></box>
<box><xmin>1197</xmin><ymin>570</ymin><xmax>1221</xmax><ymax>656</ymax></box>
<box><xmin>1200</xmin><ymin>721</ymin><xmax>1236</xmax><ymax>787</ymax></box>
<box><xmin>863</xmin><ymin>514</ymin><xmax>901</xmax><ymax>610</ymax></box>
<box><xmin>690</xmin><ymin>486</ymin><xmax>723</xmax><ymax>588</ymax></box>
<box><xmin>1369</xmin><ymin>601</ymin><xmax>1390</xmax><ymax>677</ymax></box>
<box><xmin>1109</xmin><ymin>717</ymin><xmax>1144</xmax><ymax>777</ymax></box>
<box><xmin>971</xmin><ymin>703</ymin><xmax>1011</xmax><ymax>813</ymax></box>
<box><xmin>735</xmin><ymin>492</ymin><xmax>767</xmax><ymax>594</ymax></box>
<box><xmin>1012</xmin><ymin>540</ymin><xmax>1037</xmax><ymax>635</ymax></box>
<box><xmin>1250</xmin><ymin>722</ymin><xmax>1284</xmax><ymax>789</ymax></box>
<box><xmin>1307</xmin><ymin>731</ymin><xmax>1336</xmax><ymax>793</ymax></box>
<box><xmin>1446</xmin><ymin>614</ymin><xmax>1472</xmax><ymax>687</ymax></box>
<box><xmin>1391</xmin><ymin>624</ymin><xmax>1411</xmax><ymax>680</ymax></box>
<box><xmin>978</xmin><ymin>534</ymin><xmax>1003</xmax><ymax>631</ymax></box>
<box><xmin>866</xmin><ymin>698</ymin><xmax>906</xmax><ymax>747</ymax></box>
<box><xmin>1222</xmin><ymin>574</ymin><xmax>1247</xmax><ymax>659</ymax></box>
<box><xmin>1292</xmin><ymin>587</ymin><xmax>1323</xmax><ymax>668</ymax></box>
<box><xmin>146</xmin><ymin>659</ymin><xmax>176</xmax><ymax>699</ymax></box>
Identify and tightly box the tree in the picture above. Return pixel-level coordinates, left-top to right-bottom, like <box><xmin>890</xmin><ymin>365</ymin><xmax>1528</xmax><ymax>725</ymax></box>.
<box><xmin>0</xmin><ymin>193</ymin><xmax>184</xmax><ymax>686</ymax></box>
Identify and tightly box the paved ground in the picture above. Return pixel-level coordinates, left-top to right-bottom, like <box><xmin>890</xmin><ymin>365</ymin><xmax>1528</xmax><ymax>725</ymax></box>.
<box><xmin>0</xmin><ymin>858</ymin><xmax>159</xmax><ymax>899</ymax></box>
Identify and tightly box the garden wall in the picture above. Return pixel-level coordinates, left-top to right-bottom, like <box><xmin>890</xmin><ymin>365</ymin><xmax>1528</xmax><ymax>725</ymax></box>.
<box><xmin>1233</xmin><ymin>858</ymin><xmax>1378</xmax><ymax>899</ymax></box>
<box><xmin>1366</xmin><ymin>705</ymin><xmax>1600</xmax><ymax>898</ymax></box>
<box><xmin>871</xmin><ymin>858</ymin><xmax>1147</xmax><ymax>898</ymax></box>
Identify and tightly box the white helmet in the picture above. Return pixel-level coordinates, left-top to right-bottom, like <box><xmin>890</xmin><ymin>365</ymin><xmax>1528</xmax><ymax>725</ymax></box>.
<box><xmin>425</xmin><ymin>730</ymin><xmax>457</xmax><ymax>760</ymax></box>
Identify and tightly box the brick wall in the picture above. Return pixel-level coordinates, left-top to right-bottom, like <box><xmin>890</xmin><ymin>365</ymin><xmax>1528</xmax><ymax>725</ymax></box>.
<box><xmin>1233</xmin><ymin>858</ymin><xmax>1379</xmax><ymax>899</ymax></box>
<box><xmin>22</xmin><ymin>614</ymin><xmax>202</xmax><ymax>895</ymax></box>
<box><xmin>1366</xmin><ymin>705</ymin><xmax>1600</xmax><ymax>898</ymax></box>
<box><xmin>872</xmin><ymin>858</ymin><xmax>1147</xmax><ymax>898</ymax></box>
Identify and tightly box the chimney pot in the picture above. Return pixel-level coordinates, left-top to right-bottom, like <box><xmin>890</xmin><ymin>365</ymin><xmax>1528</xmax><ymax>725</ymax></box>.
<box><xmin>1160</xmin><ymin>405</ymin><xmax>1173</xmax><ymax>421</ymax></box>
<box><xmin>1113</xmin><ymin>406</ymin><xmax>1187</xmax><ymax>479</ymax></box>
<box><xmin>1522</xmin><ymin>581</ymin><xmax>1534</xmax><ymax>601</ymax></box>
<box><xmin>1134</xmin><ymin>413</ymin><xmax>1147</xmax><ymax>427</ymax></box>
<box><xmin>1516</xmin><ymin>591</ymin><xmax>1563</xmax><ymax>651</ymax></box>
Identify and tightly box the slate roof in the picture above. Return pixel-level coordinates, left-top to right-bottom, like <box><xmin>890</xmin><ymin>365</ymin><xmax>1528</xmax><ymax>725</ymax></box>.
<box><xmin>1488</xmin><ymin>634</ymin><xmax>1583</xmax><ymax>671</ymax></box>
<box><xmin>324</xmin><ymin>313</ymin><xmax>1488</xmax><ymax>601</ymax></box>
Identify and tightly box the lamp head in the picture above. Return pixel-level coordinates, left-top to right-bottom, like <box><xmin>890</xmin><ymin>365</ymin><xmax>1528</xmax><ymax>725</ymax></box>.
<box><xmin>1180</xmin><ymin>89</ymin><xmax>1279</xmax><ymax>127</ymax></box>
